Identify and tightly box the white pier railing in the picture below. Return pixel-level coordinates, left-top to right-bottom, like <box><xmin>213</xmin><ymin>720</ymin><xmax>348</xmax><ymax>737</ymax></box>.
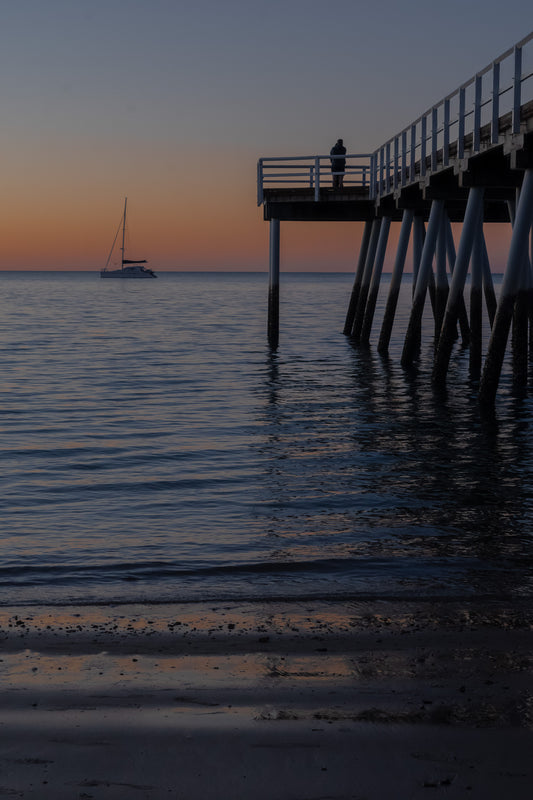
<box><xmin>373</xmin><ymin>30</ymin><xmax>533</xmax><ymax>201</ymax></box>
<box><xmin>256</xmin><ymin>154</ymin><xmax>372</xmax><ymax>205</ymax></box>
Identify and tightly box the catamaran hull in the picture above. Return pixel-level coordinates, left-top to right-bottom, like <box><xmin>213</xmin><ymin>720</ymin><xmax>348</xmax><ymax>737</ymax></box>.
<box><xmin>100</xmin><ymin>268</ymin><xmax>157</xmax><ymax>279</ymax></box>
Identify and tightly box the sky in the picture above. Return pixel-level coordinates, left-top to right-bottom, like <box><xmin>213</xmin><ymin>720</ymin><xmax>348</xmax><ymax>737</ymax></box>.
<box><xmin>0</xmin><ymin>0</ymin><xmax>532</xmax><ymax>271</ymax></box>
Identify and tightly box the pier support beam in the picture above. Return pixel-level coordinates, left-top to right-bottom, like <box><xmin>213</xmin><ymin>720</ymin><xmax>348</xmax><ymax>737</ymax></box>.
<box><xmin>378</xmin><ymin>209</ymin><xmax>413</xmax><ymax>353</ymax></box>
<box><xmin>401</xmin><ymin>200</ymin><xmax>444</xmax><ymax>367</ymax></box>
<box><xmin>268</xmin><ymin>219</ymin><xmax>280</xmax><ymax>349</ymax></box>
<box><xmin>482</xmin><ymin>237</ymin><xmax>497</xmax><ymax>327</ymax></box>
<box><xmin>470</xmin><ymin>219</ymin><xmax>484</xmax><ymax>377</ymax></box>
<box><xmin>511</xmin><ymin>193</ymin><xmax>530</xmax><ymax>390</ymax></box>
<box><xmin>513</xmin><ymin>274</ymin><xmax>529</xmax><ymax>390</ymax></box>
<box><xmin>445</xmin><ymin>220</ymin><xmax>470</xmax><ymax>344</ymax></box>
<box><xmin>479</xmin><ymin>170</ymin><xmax>533</xmax><ymax>403</ymax></box>
<box><xmin>435</xmin><ymin>214</ymin><xmax>449</xmax><ymax>342</ymax></box>
<box><xmin>361</xmin><ymin>216</ymin><xmax>391</xmax><ymax>343</ymax></box>
<box><xmin>351</xmin><ymin>218</ymin><xmax>381</xmax><ymax>340</ymax></box>
<box><xmin>412</xmin><ymin>217</ymin><xmax>425</xmax><ymax>295</ymax></box>
<box><xmin>433</xmin><ymin>187</ymin><xmax>484</xmax><ymax>384</ymax></box>
<box><xmin>343</xmin><ymin>220</ymin><xmax>373</xmax><ymax>335</ymax></box>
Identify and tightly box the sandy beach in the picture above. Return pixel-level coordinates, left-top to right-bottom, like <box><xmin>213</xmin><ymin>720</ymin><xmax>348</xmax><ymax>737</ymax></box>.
<box><xmin>0</xmin><ymin>598</ymin><xmax>532</xmax><ymax>799</ymax></box>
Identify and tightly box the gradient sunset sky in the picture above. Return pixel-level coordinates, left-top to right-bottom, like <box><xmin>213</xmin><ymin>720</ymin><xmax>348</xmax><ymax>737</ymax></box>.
<box><xmin>0</xmin><ymin>0</ymin><xmax>531</xmax><ymax>271</ymax></box>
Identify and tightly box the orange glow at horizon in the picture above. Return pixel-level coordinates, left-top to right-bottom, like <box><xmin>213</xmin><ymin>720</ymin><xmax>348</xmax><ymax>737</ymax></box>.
<box><xmin>0</xmin><ymin>145</ymin><xmax>516</xmax><ymax>274</ymax></box>
<box><xmin>0</xmin><ymin>210</ymin><xmax>516</xmax><ymax>273</ymax></box>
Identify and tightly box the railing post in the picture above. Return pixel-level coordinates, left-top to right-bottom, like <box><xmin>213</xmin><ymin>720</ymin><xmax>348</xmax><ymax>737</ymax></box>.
<box><xmin>513</xmin><ymin>45</ymin><xmax>522</xmax><ymax>135</ymax></box>
<box><xmin>474</xmin><ymin>74</ymin><xmax>482</xmax><ymax>152</ymax></box>
<box><xmin>314</xmin><ymin>156</ymin><xmax>320</xmax><ymax>201</ymax></box>
<box><xmin>370</xmin><ymin>153</ymin><xmax>377</xmax><ymax>200</ymax></box>
<box><xmin>410</xmin><ymin>123</ymin><xmax>416</xmax><ymax>182</ymax></box>
<box><xmin>443</xmin><ymin>98</ymin><xmax>450</xmax><ymax>167</ymax></box>
<box><xmin>392</xmin><ymin>136</ymin><xmax>399</xmax><ymax>189</ymax></box>
<box><xmin>431</xmin><ymin>107</ymin><xmax>438</xmax><ymax>171</ymax></box>
<box><xmin>420</xmin><ymin>115</ymin><xmax>427</xmax><ymax>177</ymax></box>
<box><xmin>491</xmin><ymin>61</ymin><xmax>500</xmax><ymax>145</ymax></box>
<box><xmin>458</xmin><ymin>87</ymin><xmax>466</xmax><ymax>158</ymax></box>
<box><xmin>401</xmin><ymin>130</ymin><xmax>407</xmax><ymax>186</ymax></box>
<box><xmin>257</xmin><ymin>159</ymin><xmax>264</xmax><ymax>206</ymax></box>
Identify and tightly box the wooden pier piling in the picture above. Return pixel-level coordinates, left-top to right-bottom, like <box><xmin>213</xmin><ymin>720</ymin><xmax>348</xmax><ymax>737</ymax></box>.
<box><xmin>361</xmin><ymin>216</ymin><xmax>391</xmax><ymax>343</ymax></box>
<box><xmin>433</xmin><ymin>188</ymin><xmax>484</xmax><ymax>384</ymax></box>
<box><xmin>267</xmin><ymin>219</ymin><xmax>280</xmax><ymax>349</ymax></box>
<box><xmin>401</xmin><ymin>200</ymin><xmax>443</xmax><ymax>367</ymax></box>
<box><xmin>377</xmin><ymin>209</ymin><xmax>413</xmax><ymax>353</ymax></box>
<box><xmin>435</xmin><ymin>216</ymin><xmax>449</xmax><ymax>345</ymax></box>
<box><xmin>343</xmin><ymin>220</ymin><xmax>372</xmax><ymax>335</ymax></box>
<box><xmin>482</xmin><ymin>238</ymin><xmax>497</xmax><ymax>327</ymax></box>
<box><xmin>351</xmin><ymin>219</ymin><xmax>381</xmax><ymax>340</ymax></box>
<box><xmin>445</xmin><ymin>220</ymin><xmax>470</xmax><ymax>344</ymax></box>
<box><xmin>412</xmin><ymin>217</ymin><xmax>425</xmax><ymax>297</ymax></box>
<box><xmin>469</xmin><ymin>223</ymin><xmax>484</xmax><ymax>377</ymax></box>
<box><xmin>479</xmin><ymin>169</ymin><xmax>533</xmax><ymax>404</ymax></box>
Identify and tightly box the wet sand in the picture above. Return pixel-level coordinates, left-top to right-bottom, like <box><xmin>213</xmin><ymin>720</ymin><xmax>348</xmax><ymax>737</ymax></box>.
<box><xmin>0</xmin><ymin>599</ymin><xmax>532</xmax><ymax>798</ymax></box>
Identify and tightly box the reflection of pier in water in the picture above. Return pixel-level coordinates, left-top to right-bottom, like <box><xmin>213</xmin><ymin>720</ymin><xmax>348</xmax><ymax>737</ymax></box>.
<box><xmin>257</xmin><ymin>32</ymin><xmax>533</xmax><ymax>404</ymax></box>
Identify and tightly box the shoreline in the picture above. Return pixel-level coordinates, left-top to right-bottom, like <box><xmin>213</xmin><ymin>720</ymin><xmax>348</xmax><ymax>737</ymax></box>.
<box><xmin>1</xmin><ymin>597</ymin><xmax>532</xmax><ymax>798</ymax></box>
<box><xmin>1</xmin><ymin>595</ymin><xmax>531</xmax><ymax>648</ymax></box>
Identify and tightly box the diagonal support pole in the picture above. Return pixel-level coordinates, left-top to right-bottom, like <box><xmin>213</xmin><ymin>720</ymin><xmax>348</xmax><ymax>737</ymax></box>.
<box><xmin>378</xmin><ymin>209</ymin><xmax>413</xmax><ymax>353</ymax></box>
<box><xmin>479</xmin><ymin>170</ymin><xmax>533</xmax><ymax>403</ymax></box>
<box><xmin>445</xmin><ymin>219</ymin><xmax>470</xmax><ymax>344</ymax></box>
<box><xmin>351</xmin><ymin>218</ymin><xmax>381</xmax><ymax>340</ymax></box>
<box><xmin>361</xmin><ymin>216</ymin><xmax>391</xmax><ymax>343</ymax></box>
<box><xmin>412</xmin><ymin>216</ymin><xmax>425</xmax><ymax>296</ymax></box>
<box><xmin>435</xmin><ymin>212</ymin><xmax>449</xmax><ymax>342</ymax></box>
<box><xmin>433</xmin><ymin>187</ymin><xmax>484</xmax><ymax>384</ymax></box>
<box><xmin>470</xmin><ymin>214</ymin><xmax>484</xmax><ymax>377</ymax></box>
<box><xmin>401</xmin><ymin>199</ymin><xmax>444</xmax><ymax>367</ymax></box>
<box><xmin>481</xmin><ymin>236</ymin><xmax>497</xmax><ymax>327</ymax></box>
<box><xmin>343</xmin><ymin>219</ymin><xmax>373</xmax><ymax>335</ymax></box>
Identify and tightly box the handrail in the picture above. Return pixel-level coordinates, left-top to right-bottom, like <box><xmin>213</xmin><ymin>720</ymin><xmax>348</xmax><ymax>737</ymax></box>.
<box><xmin>257</xmin><ymin>154</ymin><xmax>372</xmax><ymax>205</ymax></box>
<box><xmin>372</xmin><ymin>30</ymin><xmax>533</xmax><ymax>200</ymax></box>
<box><xmin>257</xmin><ymin>31</ymin><xmax>533</xmax><ymax>206</ymax></box>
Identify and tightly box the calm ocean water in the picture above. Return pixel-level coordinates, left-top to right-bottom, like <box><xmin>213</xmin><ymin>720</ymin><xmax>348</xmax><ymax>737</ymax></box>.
<box><xmin>0</xmin><ymin>270</ymin><xmax>532</xmax><ymax>606</ymax></box>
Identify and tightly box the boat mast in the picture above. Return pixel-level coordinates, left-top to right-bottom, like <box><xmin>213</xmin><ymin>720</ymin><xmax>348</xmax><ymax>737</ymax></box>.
<box><xmin>121</xmin><ymin>197</ymin><xmax>127</xmax><ymax>270</ymax></box>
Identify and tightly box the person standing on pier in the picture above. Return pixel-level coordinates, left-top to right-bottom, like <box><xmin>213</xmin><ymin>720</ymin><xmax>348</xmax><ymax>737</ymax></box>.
<box><xmin>330</xmin><ymin>138</ymin><xmax>346</xmax><ymax>189</ymax></box>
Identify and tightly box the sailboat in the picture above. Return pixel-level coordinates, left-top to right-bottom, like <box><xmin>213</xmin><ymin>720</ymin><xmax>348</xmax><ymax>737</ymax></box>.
<box><xmin>100</xmin><ymin>198</ymin><xmax>157</xmax><ymax>279</ymax></box>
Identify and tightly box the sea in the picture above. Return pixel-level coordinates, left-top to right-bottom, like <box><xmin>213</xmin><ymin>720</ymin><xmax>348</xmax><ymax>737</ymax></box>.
<box><xmin>1</xmin><ymin>270</ymin><xmax>532</xmax><ymax>607</ymax></box>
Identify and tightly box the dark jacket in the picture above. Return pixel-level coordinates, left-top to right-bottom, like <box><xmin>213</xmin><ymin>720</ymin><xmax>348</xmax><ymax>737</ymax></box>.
<box><xmin>330</xmin><ymin>141</ymin><xmax>346</xmax><ymax>172</ymax></box>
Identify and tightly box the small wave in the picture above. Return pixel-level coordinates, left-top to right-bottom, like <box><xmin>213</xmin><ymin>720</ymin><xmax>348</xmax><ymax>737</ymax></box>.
<box><xmin>0</xmin><ymin>553</ymin><xmax>485</xmax><ymax>589</ymax></box>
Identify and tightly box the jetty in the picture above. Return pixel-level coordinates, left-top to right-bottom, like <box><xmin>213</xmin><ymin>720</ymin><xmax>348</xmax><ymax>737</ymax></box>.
<box><xmin>257</xmin><ymin>32</ymin><xmax>533</xmax><ymax>404</ymax></box>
